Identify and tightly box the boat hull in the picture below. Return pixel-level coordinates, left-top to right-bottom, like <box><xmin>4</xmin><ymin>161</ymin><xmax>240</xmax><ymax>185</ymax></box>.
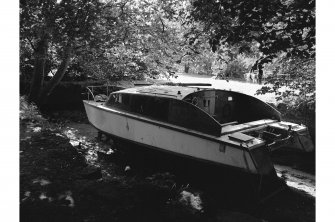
<box><xmin>83</xmin><ymin>101</ymin><xmax>276</xmax><ymax>175</ymax></box>
<box><xmin>99</xmin><ymin>132</ymin><xmax>283</xmax><ymax>203</ymax></box>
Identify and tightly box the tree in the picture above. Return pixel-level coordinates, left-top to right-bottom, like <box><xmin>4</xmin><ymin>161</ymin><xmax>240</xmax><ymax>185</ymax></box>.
<box><xmin>20</xmin><ymin>0</ymin><xmax>104</xmax><ymax>104</ymax></box>
<box><xmin>256</xmin><ymin>56</ymin><xmax>315</xmax><ymax>104</ymax></box>
<box><xmin>20</xmin><ymin>0</ymin><xmax>196</xmax><ymax>105</ymax></box>
<box><xmin>190</xmin><ymin>0</ymin><xmax>315</xmax><ymax>56</ymax></box>
<box><xmin>100</xmin><ymin>0</ymin><xmax>189</xmax><ymax>79</ymax></box>
<box><xmin>189</xmin><ymin>0</ymin><xmax>315</xmax><ymax>81</ymax></box>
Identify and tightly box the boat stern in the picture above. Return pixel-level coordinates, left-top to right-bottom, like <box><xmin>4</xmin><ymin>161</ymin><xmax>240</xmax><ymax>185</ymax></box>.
<box><xmin>268</xmin><ymin>121</ymin><xmax>314</xmax><ymax>152</ymax></box>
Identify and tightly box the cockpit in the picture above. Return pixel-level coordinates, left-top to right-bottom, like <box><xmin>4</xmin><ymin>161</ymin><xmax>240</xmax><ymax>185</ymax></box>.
<box><xmin>183</xmin><ymin>89</ymin><xmax>280</xmax><ymax>125</ymax></box>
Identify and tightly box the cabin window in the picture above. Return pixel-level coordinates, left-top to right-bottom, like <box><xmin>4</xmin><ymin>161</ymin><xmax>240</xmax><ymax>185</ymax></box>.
<box><xmin>105</xmin><ymin>93</ymin><xmax>131</xmax><ymax>111</ymax></box>
<box><xmin>192</xmin><ymin>97</ymin><xmax>198</xmax><ymax>106</ymax></box>
<box><xmin>128</xmin><ymin>95</ymin><xmax>170</xmax><ymax>122</ymax></box>
<box><xmin>202</xmin><ymin>99</ymin><xmax>210</xmax><ymax>107</ymax></box>
<box><xmin>106</xmin><ymin>93</ymin><xmax>221</xmax><ymax>136</ymax></box>
<box><xmin>105</xmin><ymin>94</ymin><xmax>116</xmax><ymax>106</ymax></box>
<box><xmin>129</xmin><ymin>95</ymin><xmax>220</xmax><ymax>134</ymax></box>
<box><xmin>185</xmin><ymin>90</ymin><xmax>280</xmax><ymax>124</ymax></box>
<box><xmin>151</xmin><ymin>97</ymin><xmax>170</xmax><ymax>121</ymax></box>
<box><xmin>123</xmin><ymin>93</ymin><xmax>130</xmax><ymax>105</ymax></box>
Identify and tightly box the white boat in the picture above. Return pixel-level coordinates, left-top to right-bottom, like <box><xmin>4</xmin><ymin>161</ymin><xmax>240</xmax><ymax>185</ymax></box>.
<box><xmin>83</xmin><ymin>84</ymin><xmax>314</xmax><ymax>177</ymax></box>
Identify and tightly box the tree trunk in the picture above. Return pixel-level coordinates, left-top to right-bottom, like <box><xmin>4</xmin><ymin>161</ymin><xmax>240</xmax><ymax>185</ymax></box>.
<box><xmin>38</xmin><ymin>45</ymin><xmax>72</xmax><ymax>104</ymax></box>
<box><xmin>184</xmin><ymin>63</ymin><xmax>189</xmax><ymax>73</ymax></box>
<box><xmin>258</xmin><ymin>67</ymin><xmax>263</xmax><ymax>84</ymax></box>
<box><xmin>28</xmin><ymin>36</ymin><xmax>48</xmax><ymax>103</ymax></box>
<box><xmin>204</xmin><ymin>60</ymin><xmax>212</xmax><ymax>75</ymax></box>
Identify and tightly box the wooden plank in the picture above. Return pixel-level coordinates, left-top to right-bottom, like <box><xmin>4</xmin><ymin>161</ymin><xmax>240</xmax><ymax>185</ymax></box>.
<box><xmin>228</xmin><ymin>132</ymin><xmax>254</xmax><ymax>143</ymax></box>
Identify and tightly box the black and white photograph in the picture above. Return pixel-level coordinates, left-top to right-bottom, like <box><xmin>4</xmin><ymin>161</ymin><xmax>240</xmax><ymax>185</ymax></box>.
<box><xmin>3</xmin><ymin>0</ymin><xmax>332</xmax><ymax>221</ymax></box>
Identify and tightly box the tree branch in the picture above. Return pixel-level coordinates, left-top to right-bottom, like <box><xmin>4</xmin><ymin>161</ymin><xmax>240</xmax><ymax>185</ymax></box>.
<box><xmin>159</xmin><ymin>17</ymin><xmax>165</xmax><ymax>33</ymax></box>
<box><xmin>26</xmin><ymin>37</ymin><xmax>37</xmax><ymax>52</ymax></box>
<box><xmin>39</xmin><ymin>44</ymin><xmax>72</xmax><ymax>102</ymax></box>
<box><xmin>104</xmin><ymin>0</ymin><xmax>129</xmax><ymax>19</ymax></box>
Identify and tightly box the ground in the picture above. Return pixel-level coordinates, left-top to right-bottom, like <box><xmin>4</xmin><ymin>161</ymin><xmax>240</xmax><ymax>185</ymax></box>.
<box><xmin>19</xmin><ymin>107</ymin><xmax>315</xmax><ymax>222</ymax></box>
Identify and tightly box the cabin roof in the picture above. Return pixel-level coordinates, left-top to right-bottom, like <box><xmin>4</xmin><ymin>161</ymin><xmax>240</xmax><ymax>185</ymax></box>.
<box><xmin>113</xmin><ymin>85</ymin><xmax>207</xmax><ymax>100</ymax></box>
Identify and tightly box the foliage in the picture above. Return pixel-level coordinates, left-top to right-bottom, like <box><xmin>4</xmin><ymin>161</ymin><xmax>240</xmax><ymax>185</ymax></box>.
<box><xmin>257</xmin><ymin>57</ymin><xmax>314</xmax><ymax>101</ymax></box>
<box><xmin>20</xmin><ymin>96</ymin><xmax>45</xmax><ymax>123</ymax></box>
<box><xmin>20</xmin><ymin>41</ymin><xmax>35</xmax><ymax>80</ymax></box>
<box><xmin>190</xmin><ymin>0</ymin><xmax>315</xmax><ymax>59</ymax></box>
<box><xmin>20</xmin><ymin>0</ymin><xmax>105</xmax><ymax>103</ymax></box>
<box><xmin>183</xmin><ymin>20</ymin><xmax>261</xmax><ymax>76</ymax></box>
<box><xmin>72</xmin><ymin>0</ymin><xmax>205</xmax><ymax>80</ymax></box>
<box><xmin>256</xmin><ymin>56</ymin><xmax>315</xmax><ymax>130</ymax></box>
<box><xmin>20</xmin><ymin>0</ymin><xmax>204</xmax><ymax>104</ymax></box>
<box><xmin>189</xmin><ymin>0</ymin><xmax>315</xmax><ymax>127</ymax></box>
<box><xmin>20</xmin><ymin>0</ymin><xmax>104</xmax><ymax>63</ymax></box>
<box><xmin>223</xmin><ymin>60</ymin><xmax>248</xmax><ymax>79</ymax></box>
<box><xmin>181</xmin><ymin>24</ymin><xmax>215</xmax><ymax>75</ymax></box>
<box><xmin>188</xmin><ymin>0</ymin><xmax>315</xmax><ymax>84</ymax></box>
<box><xmin>21</xmin><ymin>0</ymin><xmax>316</xmax><ymax>118</ymax></box>
<box><xmin>257</xmin><ymin>56</ymin><xmax>315</xmax><ymax>140</ymax></box>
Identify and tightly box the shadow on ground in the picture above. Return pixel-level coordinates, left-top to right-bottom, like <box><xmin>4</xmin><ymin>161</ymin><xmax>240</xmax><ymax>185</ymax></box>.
<box><xmin>20</xmin><ymin>117</ymin><xmax>315</xmax><ymax>222</ymax></box>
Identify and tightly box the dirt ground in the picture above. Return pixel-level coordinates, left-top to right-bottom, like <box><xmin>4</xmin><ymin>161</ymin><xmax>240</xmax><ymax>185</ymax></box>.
<box><xmin>20</xmin><ymin>110</ymin><xmax>315</xmax><ymax>222</ymax></box>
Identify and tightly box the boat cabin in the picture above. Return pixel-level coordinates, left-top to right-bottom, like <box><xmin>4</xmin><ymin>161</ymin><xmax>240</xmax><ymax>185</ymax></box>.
<box><xmin>105</xmin><ymin>86</ymin><xmax>280</xmax><ymax>137</ymax></box>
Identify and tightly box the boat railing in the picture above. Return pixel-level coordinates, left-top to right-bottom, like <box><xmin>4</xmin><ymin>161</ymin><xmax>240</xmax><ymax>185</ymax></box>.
<box><xmin>220</xmin><ymin>121</ymin><xmax>238</xmax><ymax>127</ymax></box>
<box><xmin>84</xmin><ymin>84</ymin><xmax>121</xmax><ymax>102</ymax></box>
<box><xmin>85</xmin><ymin>87</ymin><xmax>95</xmax><ymax>101</ymax></box>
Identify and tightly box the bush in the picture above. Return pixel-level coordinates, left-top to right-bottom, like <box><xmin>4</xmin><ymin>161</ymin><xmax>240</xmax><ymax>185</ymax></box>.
<box><xmin>224</xmin><ymin>60</ymin><xmax>247</xmax><ymax>79</ymax></box>
<box><xmin>277</xmin><ymin>97</ymin><xmax>315</xmax><ymax>142</ymax></box>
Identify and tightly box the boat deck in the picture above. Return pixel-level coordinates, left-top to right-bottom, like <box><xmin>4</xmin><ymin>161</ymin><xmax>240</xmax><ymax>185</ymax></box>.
<box><xmin>116</xmin><ymin>85</ymin><xmax>201</xmax><ymax>100</ymax></box>
<box><xmin>220</xmin><ymin>119</ymin><xmax>278</xmax><ymax>135</ymax></box>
